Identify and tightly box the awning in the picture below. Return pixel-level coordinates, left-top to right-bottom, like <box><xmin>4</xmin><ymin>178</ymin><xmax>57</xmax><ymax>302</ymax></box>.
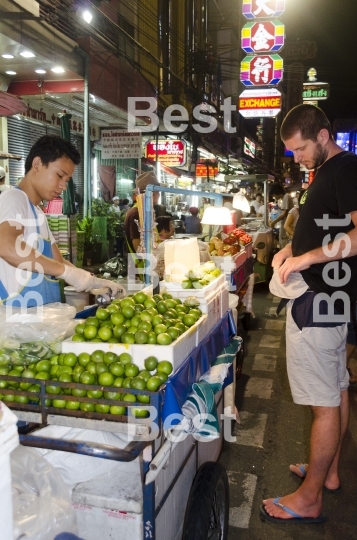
<box><xmin>0</xmin><ymin>91</ymin><xmax>28</xmax><ymax>116</ymax></box>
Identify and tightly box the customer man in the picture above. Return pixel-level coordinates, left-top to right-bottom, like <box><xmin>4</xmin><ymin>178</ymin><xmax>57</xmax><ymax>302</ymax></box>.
<box><xmin>184</xmin><ymin>207</ymin><xmax>202</xmax><ymax>234</ymax></box>
<box><xmin>250</xmin><ymin>192</ymin><xmax>263</xmax><ymax>214</ymax></box>
<box><xmin>261</xmin><ymin>104</ymin><xmax>357</xmax><ymax>524</ymax></box>
<box><xmin>124</xmin><ymin>171</ymin><xmax>160</xmax><ymax>253</ymax></box>
<box><xmin>0</xmin><ymin>135</ymin><xmax>125</xmax><ymax>307</ymax></box>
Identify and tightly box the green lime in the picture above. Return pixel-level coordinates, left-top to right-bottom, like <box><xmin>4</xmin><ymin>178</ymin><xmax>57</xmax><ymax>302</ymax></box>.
<box><xmin>130</xmin><ymin>377</ymin><xmax>146</xmax><ymax>390</ymax></box>
<box><xmin>137</xmin><ymin>393</ymin><xmax>150</xmax><ymax>404</ymax></box>
<box><xmin>144</xmin><ymin>298</ymin><xmax>157</xmax><ymax>309</ymax></box>
<box><xmin>134</xmin><ymin>303</ymin><xmax>145</xmax><ymax>313</ymax></box>
<box><xmin>80</xmin><ymin>371</ymin><xmax>96</xmax><ymax>385</ymax></box>
<box><xmin>97</xmin><ymin>326</ymin><xmax>112</xmax><ymax>341</ymax></box>
<box><xmin>63</xmin><ymin>353</ymin><xmax>78</xmax><ymax>367</ymax></box>
<box><xmin>91</xmin><ymin>350</ymin><xmax>105</xmax><ymax>363</ymax></box>
<box><xmin>78</xmin><ymin>352</ymin><xmax>91</xmax><ymax>367</ymax></box>
<box><xmin>86</xmin><ymin>361</ymin><xmax>97</xmax><ymax>375</ymax></box>
<box><xmin>35</xmin><ymin>359</ymin><xmax>51</xmax><ymax>372</ymax></box>
<box><xmin>107</xmin><ymin>303</ymin><xmax>120</xmax><ymax>313</ymax></box>
<box><xmin>35</xmin><ymin>371</ymin><xmax>50</xmax><ymax>380</ymax></box>
<box><xmin>146</xmin><ymin>376</ymin><xmax>162</xmax><ymax>391</ymax></box>
<box><xmin>155</xmin><ymin>370</ymin><xmax>168</xmax><ymax>383</ymax></box>
<box><xmin>152</xmin><ymin>294</ymin><xmax>163</xmax><ymax>303</ymax></box>
<box><xmin>113</xmin><ymin>377</ymin><xmax>124</xmax><ymax>388</ymax></box>
<box><xmin>45</xmin><ymin>384</ymin><xmax>62</xmax><ymax>396</ymax></box>
<box><xmin>154</xmin><ymin>324</ymin><xmax>167</xmax><ymax>335</ymax></box>
<box><xmin>147</xmin><ymin>332</ymin><xmax>157</xmax><ymax>344</ymax></box>
<box><xmin>121</xmin><ymin>332</ymin><xmax>136</xmax><ymax>344</ymax></box>
<box><xmin>85</xmin><ymin>316</ymin><xmax>100</xmax><ymax>327</ymax></box>
<box><xmin>138</xmin><ymin>370</ymin><xmax>152</xmax><ymax>382</ymax></box>
<box><xmin>135</xmin><ymin>330</ymin><xmax>149</xmax><ymax>344</ymax></box>
<box><xmin>87</xmin><ymin>389</ymin><xmax>103</xmax><ymax>399</ymax></box>
<box><xmin>95</xmin><ymin>403</ymin><xmax>110</xmax><ymax>413</ymax></box>
<box><xmin>122</xmin><ymin>305</ymin><xmax>135</xmax><ymax>319</ymax></box>
<box><xmin>134</xmin><ymin>291</ymin><xmax>149</xmax><ymax>304</ymax></box>
<box><xmin>123</xmin><ymin>393</ymin><xmax>136</xmax><ymax>403</ymax></box>
<box><xmin>183</xmin><ymin>314</ymin><xmax>197</xmax><ymax>327</ymax></box>
<box><xmin>80</xmin><ymin>402</ymin><xmax>95</xmax><ymax>412</ymax></box>
<box><xmin>104</xmin><ymin>351</ymin><xmax>118</xmax><ymax>364</ymax></box>
<box><xmin>122</xmin><ymin>377</ymin><xmax>133</xmax><ymax>388</ymax></box>
<box><xmin>125</xmin><ymin>363</ymin><xmax>139</xmax><ymax>378</ymax></box>
<box><xmin>127</xmin><ymin>325</ymin><xmax>138</xmax><ymax>335</ymax></box>
<box><xmin>72</xmin><ymin>334</ymin><xmax>85</xmax><ymax>342</ymax></box>
<box><xmin>139</xmin><ymin>310</ymin><xmax>153</xmax><ymax>322</ymax></box>
<box><xmin>83</xmin><ymin>325</ymin><xmax>97</xmax><ymax>340</ymax></box>
<box><xmin>111</xmin><ymin>312</ymin><xmax>125</xmax><ymax>326</ymax></box>
<box><xmin>96</xmin><ymin>308</ymin><xmax>110</xmax><ymax>321</ymax></box>
<box><xmin>133</xmin><ymin>408</ymin><xmax>149</xmax><ymax>418</ymax></box>
<box><xmin>95</xmin><ymin>362</ymin><xmax>108</xmax><ymax>375</ymax></box>
<box><xmin>98</xmin><ymin>371</ymin><xmax>115</xmax><ymax>386</ymax></box>
<box><xmin>130</xmin><ymin>315</ymin><xmax>142</xmax><ymax>327</ymax></box>
<box><xmin>167</xmin><ymin>327</ymin><xmax>180</xmax><ymax>340</ymax></box>
<box><xmin>109</xmin><ymin>362</ymin><xmax>125</xmax><ymax>377</ymax></box>
<box><xmin>152</xmin><ymin>315</ymin><xmax>164</xmax><ymax>326</ymax></box>
<box><xmin>139</xmin><ymin>320</ymin><xmax>152</xmax><ymax>332</ymax></box>
<box><xmin>156</xmin><ymin>301</ymin><xmax>167</xmax><ymax>314</ymax></box>
<box><xmin>144</xmin><ymin>356</ymin><xmax>158</xmax><ymax>371</ymax></box>
<box><xmin>66</xmin><ymin>400</ymin><xmax>80</xmax><ymax>410</ymax></box>
<box><xmin>157</xmin><ymin>360</ymin><xmax>173</xmax><ymax>375</ymax></box>
<box><xmin>72</xmin><ymin>365</ymin><xmax>85</xmax><ymax>382</ymax></box>
<box><xmin>72</xmin><ymin>387</ymin><xmax>87</xmax><ymax>397</ymax></box>
<box><xmin>75</xmin><ymin>323</ymin><xmax>86</xmax><ymax>335</ymax></box>
<box><xmin>113</xmin><ymin>324</ymin><xmax>126</xmax><ymax>338</ymax></box>
<box><xmin>110</xmin><ymin>405</ymin><xmax>126</xmax><ymax>415</ymax></box>
<box><xmin>162</xmin><ymin>292</ymin><xmax>173</xmax><ymax>300</ymax></box>
<box><xmin>52</xmin><ymin>399</ymin><xmax>66</xmax><ymax>408</ymax></box>
<box><xmin>119</xmin><ymin>353</ymin><xmax>132</xmax><ymax>365</ymax></box>
<box><xmin>156</xmin><ymin>333</ymin><xmax>173</xmax><ymax>345</ymax></box>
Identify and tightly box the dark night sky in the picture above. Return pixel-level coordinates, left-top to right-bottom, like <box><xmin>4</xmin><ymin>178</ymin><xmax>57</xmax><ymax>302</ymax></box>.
<box><xmin>283</xmin><ymin>0</ymin><xmax>357</xmax><ymax>125</ymax></box>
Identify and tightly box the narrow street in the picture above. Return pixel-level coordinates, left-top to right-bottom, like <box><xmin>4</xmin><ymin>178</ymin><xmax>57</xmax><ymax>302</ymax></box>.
<box><xmin>220</xmin><ymin>283</ymin><xmax>357</xmax><ymax>540</ymax></box>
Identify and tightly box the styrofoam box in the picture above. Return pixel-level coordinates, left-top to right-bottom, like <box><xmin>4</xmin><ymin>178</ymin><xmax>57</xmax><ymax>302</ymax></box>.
<box><xmin>62</xmin><ymin>317</ymin><xmax>205</xmax><ymax>372</ymax></box>
<box><xmin>163</xmin><ymin>273</ymin><xmax>225</xmax><ymax>299</ymax></box>
<box><xmin>194</xmin><ymin>289</ymin><xmax>221</xmax><ymax>345</ymax></box>
<box><xmin>211</xmin><ymin>249</ymin><xmax>247</xmax><ymax>273</ymax></box>
<box><xmin>244</xmin><ymin>242</ymin><xmax>253</xmax><ymax>258</ymax></box>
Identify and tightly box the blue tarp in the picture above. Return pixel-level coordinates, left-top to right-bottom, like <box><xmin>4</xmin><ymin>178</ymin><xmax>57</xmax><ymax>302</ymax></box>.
<box><xmin>162</xmin><ymin>310</ymin><xmax>236</xmax><ymax>423</ymax></box>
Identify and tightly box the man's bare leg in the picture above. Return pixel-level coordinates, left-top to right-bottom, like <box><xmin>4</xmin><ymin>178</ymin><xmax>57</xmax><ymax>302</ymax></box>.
<box><xmin>289</xmin><ymin>389</ymin><xmax>348</xmax><ymax>491</ymax></box>
<box><xmin>263</xmin><ymin>404</ymin><xmax>341</xmax><ymax>519</ymax></box>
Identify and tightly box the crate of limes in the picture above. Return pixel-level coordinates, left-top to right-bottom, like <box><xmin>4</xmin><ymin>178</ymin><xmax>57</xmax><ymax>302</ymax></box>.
<box><xmin>62</xmin><ymin>291</ymin><xmax>206</xmax><ymax>371</ymax></box>
<box><xmin>0</xmin><ymin>350</ymin><xmax>171</xmax><ymax>421</ymax></box>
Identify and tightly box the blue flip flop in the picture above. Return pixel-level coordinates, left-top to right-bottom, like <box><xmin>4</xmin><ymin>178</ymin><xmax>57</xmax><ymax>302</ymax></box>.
<box><xmin>291</xmin><ymin>464</ymin><xmax>341</xmax><ymax>493</ymax></box>
<box><xmin>260</xmin><ymin>497</ymin><xmax>326</xmax><ymax>524</ymax></box>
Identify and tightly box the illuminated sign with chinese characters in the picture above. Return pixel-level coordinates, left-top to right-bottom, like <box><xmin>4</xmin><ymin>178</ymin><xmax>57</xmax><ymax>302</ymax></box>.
<box><xmin>240</xmin><ymin>54</ymin><xmax>283</xmax><ymax>86</ymax></box>
<box><xmin>241</xmin><ymin>20</ymin><xmax>285</xmax><ymax>53</ymax></box>
<box><xmin>242</xmin><ymin>0</ymin><xmax>285</xmax><ymax>19</ymax></box>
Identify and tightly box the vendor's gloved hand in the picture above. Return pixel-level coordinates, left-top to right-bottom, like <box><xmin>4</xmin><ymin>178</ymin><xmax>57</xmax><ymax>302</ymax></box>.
<box><xmin>59</xmin><ymin>265</ymin><xmax>126</xmax><ymax>299</ymax></box>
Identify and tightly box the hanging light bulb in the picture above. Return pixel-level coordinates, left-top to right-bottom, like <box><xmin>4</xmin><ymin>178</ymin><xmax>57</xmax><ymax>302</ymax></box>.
<box><xmin>82</xmin><ymin>10</ymin><xmax>93</xmax><ymax>23</ymax></box>
<box><xmin>201</xmin><ymin>206</ymin><xmax>232</xmax><ymax>225</ymax></box>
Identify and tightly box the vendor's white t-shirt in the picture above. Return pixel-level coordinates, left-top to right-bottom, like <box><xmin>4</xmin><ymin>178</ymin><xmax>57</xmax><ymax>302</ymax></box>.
<box><xmin>0</xmin><ymin>189</ymin><xmax>55</xmax><ymax>300</ymax></box>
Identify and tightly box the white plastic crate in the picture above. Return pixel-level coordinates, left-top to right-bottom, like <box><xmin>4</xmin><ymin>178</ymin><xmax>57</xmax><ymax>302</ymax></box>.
<box><xmin>211</xmin><ymin>249</ymin><xmax>247</xmax><ymax>273</ymax></box>
<box><xmin>220</xmin><ymin>281</ymin><xmax>230</xmax><ymax>317</ymax></box>
<box><xmin>163</xmin><ymin>273</ymin><xmax>225</xmax><ymax>299</ymax></box>
<box><xmin>62</xmin><ymin>317</ymin><xmax>203</xmax><ymax>373</ymax></box>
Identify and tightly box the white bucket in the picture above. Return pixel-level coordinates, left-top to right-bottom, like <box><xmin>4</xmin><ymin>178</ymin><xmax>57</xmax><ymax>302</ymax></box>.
<box><xmin>64</xmin><ymin>286</ymin><xmax>89</xmax><ymax>312</ymax></box>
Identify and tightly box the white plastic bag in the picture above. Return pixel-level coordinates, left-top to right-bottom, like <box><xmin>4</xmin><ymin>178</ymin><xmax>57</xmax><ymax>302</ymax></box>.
<box><xmin>0</xmin><ymin>303</ymin><xmax>77</xmax><ymax>368</ymax></box>
<box><xmin>11</xmin><ymin>445</ymin><xmax>78</xmax><ymax>540</ymax></box>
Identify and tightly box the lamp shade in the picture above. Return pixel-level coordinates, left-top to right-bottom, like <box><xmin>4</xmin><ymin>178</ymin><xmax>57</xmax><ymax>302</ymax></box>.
<box><xmin>201</xmin><ymin>206</ymin><xmax>233</xmax><ymax>225</ymax></box>
<box><xmin>232</xmin><ymin>192</ymin><xmax>251</xmax><ymax>213</ymax></box>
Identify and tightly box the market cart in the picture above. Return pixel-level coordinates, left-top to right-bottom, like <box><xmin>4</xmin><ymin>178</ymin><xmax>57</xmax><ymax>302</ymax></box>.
<box><xmin>3</xmin><ymin>306</ymin><xmax>239</xmax><ymax>540</ymax></box>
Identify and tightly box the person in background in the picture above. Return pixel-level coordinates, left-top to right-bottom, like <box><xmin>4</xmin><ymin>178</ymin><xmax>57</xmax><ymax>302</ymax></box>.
<box><xmin>157</xmin><ymin>215</ymin><xmax>174</xmax><ymax>241</ymax></box>
<box><xmin>0</xmin><ymin>166</ymin><xmax>11</xmax><ymax>195</ymax></box>
<box><xmin>0</xmin><ymin>135</ymin><xmax>125</xmax><ymax>308</ymax></box>
<box><xmin>268</xmin><ymin>183</ymin><xmax>293</xmax><ymax>248</ymax></box>
<box><xmin>124</xmin><ymin>171</ymin><xmax>161</xmax><ymax>253</ymax></box>
<box><xmin>119</xmin><ymin>198</ymin><xmax>130</xmax><ymax>213</ymax></box>
<box><xmin>184</xmin><ymin>207</ymin><xmax>202</xmax><ymax>234</ymax></box>
<box><xmin>111</xmin><ymin>195</ymin><xmax>121</xmax><ymax>212</ymax></box>
<box><xmin>284</xmin><ymin>205</ymin><xmax>299</xmax><ymax>239</ymax></box>
<box><xmin>250</xmin><ymin>193</ymin><xmax>263</xmax><ymax>214</ymax></box>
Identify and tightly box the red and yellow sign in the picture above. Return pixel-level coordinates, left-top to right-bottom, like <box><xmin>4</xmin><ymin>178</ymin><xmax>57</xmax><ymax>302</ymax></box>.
<box><xmin>195</xmin><ymin>163</ymin><xmax>219</xmax><ymax>178</ymax></box>
<box><xmin>239</xmin><ymin>88</ymin><xmax>282</xmax><ymax>118</ymax></box>
<box><xmin>145</xmin><ymin>139</ymin><xmax>186</xmax><ymax>167</ymax></box>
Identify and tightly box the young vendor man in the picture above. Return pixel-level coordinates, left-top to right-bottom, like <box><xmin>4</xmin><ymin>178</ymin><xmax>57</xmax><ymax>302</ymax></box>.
<box><xmin>0</xmin><ymin>135</ymin><xmax>125</xmax><ymax>308</ymax></box>
<box><xmin>261</xmin><ymin>104</ymin><xmax>357</xmax><ymax>524</ymax></box>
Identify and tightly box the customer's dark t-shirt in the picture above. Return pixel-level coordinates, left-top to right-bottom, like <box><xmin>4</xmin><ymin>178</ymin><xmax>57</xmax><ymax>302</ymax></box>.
<box><xmin>292</xmin><ymin>151</ymin><xmax>357</xmax><ymax>304</ymax></box>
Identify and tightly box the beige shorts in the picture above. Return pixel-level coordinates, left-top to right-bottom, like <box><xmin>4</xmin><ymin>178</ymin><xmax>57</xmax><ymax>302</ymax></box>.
<box><xmin>286</xmin><ymin>300</ymin><xmax>349</xmax><ymax>407</ymax></box>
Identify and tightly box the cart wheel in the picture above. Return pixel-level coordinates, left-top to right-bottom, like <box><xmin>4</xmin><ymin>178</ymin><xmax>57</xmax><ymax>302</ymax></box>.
<box><xmin>182</xmin><ymin>461</ymin><xmax>229</xmax><ymax>540</ymax></box>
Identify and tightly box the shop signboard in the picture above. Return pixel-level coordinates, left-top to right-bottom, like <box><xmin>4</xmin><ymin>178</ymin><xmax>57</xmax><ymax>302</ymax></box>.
<box><xmin>238</xmin><ymin>88</ymin><xmax>282</xmax><ymax>117</ymax></box>
<box><xmin>240</xmin><ymin>54</ymin><xmax>283</xmax><ymax>86</ymax></box>
<box><xmin>241</xmin><ymin>20</ymin><xmax>285</xmax><ymax>53</ymax></box>
<box><xmin>145</xmin><ymin>139</ymin><xmax>187</xmax><ymax>166</ymax></box>
<box><xmin>101</xmin><ymin>130</ymin><xmax>142</xmax><ymax>159</ymax></box>
<box><xmin>195</xmin><ymin>162</ymin><xmax>219</xmax><ymax>178</ymax></box>
<box><xmin>302</xmin><ymin>82</ymin><xmax>330</xmax><ymax>100</ymax></box>
<box><xmin>244</xmin><ymin>137</ymin><xmax>256</xmax><ymax>158</ymax></box>
<box><xmin>242</xmin><ymin>0</ymin><xmax>285</xmax><ymax>20</ymax></box>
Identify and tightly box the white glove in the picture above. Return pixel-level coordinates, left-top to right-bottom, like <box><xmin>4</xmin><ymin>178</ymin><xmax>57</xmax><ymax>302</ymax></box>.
<box><xmin>59</xmin><ymin>265</ymin><xmax>126</xmax><ymax>298</ymax></box>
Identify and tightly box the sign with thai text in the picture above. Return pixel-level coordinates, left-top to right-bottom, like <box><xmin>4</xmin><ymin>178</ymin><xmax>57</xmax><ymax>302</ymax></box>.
<box><xmin>195</xmin><ymin>163</ymin><xmax>218</xmax><ymax>178</ymax></box>
<box><xmin>241</xmin><ymin>20</ymin><xmax>285</xmax><ymax>53</ymax></box>
<box><xmin>101</xmin><ymin>130</ymin><xmax>142</xmax><ymax>159</ymax></box>
<box><xmin>145</xmin><ymin>139</ymin><xmax>187</xmax><ymax>166</ymax></box>
<box><xmin>302</xmin><ymin>82</ymin><xmax>330</xmax><ymax>100</ymax></box>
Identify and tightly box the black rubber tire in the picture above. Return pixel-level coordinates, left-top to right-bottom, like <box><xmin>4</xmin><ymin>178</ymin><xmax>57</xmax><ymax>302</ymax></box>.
<box><xmin>182</xmin><ymin>461</ymin><xmax>229</xmax><ymax>540</ymax></box>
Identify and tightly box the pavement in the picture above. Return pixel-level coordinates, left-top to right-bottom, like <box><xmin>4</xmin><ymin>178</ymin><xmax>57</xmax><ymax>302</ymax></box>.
<box><xmin>220</xmin><ymin>282</ymin><xmax>357</xmax><ymax>540</ymax></box>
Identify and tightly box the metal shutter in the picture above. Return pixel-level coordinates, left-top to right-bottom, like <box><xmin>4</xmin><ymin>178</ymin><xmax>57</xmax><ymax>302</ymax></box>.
<box><xmin>7</xmin><ymin>117</ymin><xmax>84</xmax><ymax>201</ymax></box>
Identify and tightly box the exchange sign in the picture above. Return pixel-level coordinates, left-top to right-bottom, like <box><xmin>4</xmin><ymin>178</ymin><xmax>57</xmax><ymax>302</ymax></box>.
<box><xmin>238</xmin><ymin>88</ymin><xmax>282</xmax><ymax>118</ymax></box>
<box><xmin>241</xmin><ymin>20</ymin><xmax>285</xmax><ymax>54</ymax></box>
<box><xmin>242</xmin><ymin>0</ymin><xmax>285</xmax><ymax>20</ymax></box>
<box><xmin>240</xmin><ymin>54</ymin><xmax>283</xmax><ymax>86</ymax></box>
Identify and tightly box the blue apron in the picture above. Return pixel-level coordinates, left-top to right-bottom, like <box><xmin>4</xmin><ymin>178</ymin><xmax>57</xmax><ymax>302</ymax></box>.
<box><xmin>0</xmin><ymin>192</ymin><xmax>61</xmax><ymax>307</ymax></box>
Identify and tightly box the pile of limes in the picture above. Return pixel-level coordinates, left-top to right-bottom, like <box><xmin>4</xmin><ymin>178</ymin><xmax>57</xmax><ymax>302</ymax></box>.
<box><xmin>72</xmin><ymin>291</ymin><xmax>203</xmax><ymax>345</ymax></box>
<box><xmin>0</xmin><ymin>351</ymin><xmax>172</xmax><ymax>418</ymax></box>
